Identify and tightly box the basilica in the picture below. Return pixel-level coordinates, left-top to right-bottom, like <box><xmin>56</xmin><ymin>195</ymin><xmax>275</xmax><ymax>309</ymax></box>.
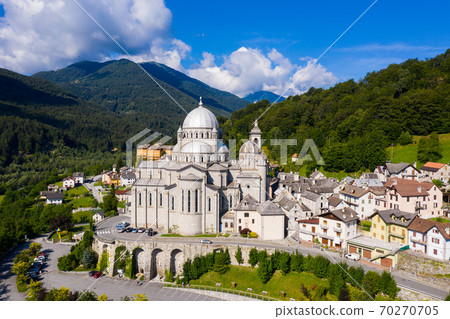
<box><xmin>130</xmin><ymin>98</ymin><xmax>270</xmax><ymax>235</ymax></box>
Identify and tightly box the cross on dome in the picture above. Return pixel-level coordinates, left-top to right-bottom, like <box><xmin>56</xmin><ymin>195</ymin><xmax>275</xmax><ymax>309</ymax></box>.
<box><xmin>199</xmin><ymin>96</ymin><xmax>203</xmax><ymax>107</ymax></box>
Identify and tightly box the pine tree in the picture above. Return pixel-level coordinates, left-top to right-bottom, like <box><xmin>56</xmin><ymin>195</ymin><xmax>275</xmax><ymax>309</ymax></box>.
<box><xmin>248</xmin><ymin>248</ymin><xmax>258</xmax><ymax>267</ymax></box>
<box><xmin>235</xmin><ymin>246</ymin><xmax>243</xmax><ymax>265</ymax></box>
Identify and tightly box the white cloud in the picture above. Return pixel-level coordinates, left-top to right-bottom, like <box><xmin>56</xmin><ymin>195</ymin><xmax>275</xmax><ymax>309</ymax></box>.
<box><xmin>0</xmin><ymin>0</ymin><xmax>189</xmax><ymax>73</ymax></box>
<box><xmin>187</xmin><ymin>47</ymin><xmax>338</xmax><ymax>98</ymax></box>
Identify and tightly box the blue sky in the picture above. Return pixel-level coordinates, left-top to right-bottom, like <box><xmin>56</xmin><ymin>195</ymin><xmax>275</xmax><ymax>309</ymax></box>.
<box><xmin>166</xmin><ymin>0</ymin><xmax>450</xmax><ymax>80</ymax></box>
<box><xmin>0</xmin><ymin>1</ymin><xmax>449</xmax><ymax>96</ymax></box>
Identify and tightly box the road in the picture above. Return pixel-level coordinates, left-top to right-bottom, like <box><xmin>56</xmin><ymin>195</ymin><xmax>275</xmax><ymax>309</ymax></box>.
<box><xmin>96</xmin><ymin>215</ymin><xmax>449</xmax><ymax>300</ymax></box>
<box><xmin>84</xmin><ymin>180</ymin><xmax>103</xmax><ymax>203</ymax></box>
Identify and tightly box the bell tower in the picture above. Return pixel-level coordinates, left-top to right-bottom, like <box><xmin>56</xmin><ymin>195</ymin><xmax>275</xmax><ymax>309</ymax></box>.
<box><xmin>249</xmin><ymin>119</ymin><xmax>262</xmax><ymax>150</ymax></box>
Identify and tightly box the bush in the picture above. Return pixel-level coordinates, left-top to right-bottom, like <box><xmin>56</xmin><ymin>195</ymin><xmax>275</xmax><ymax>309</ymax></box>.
<box><xmin>249</xmin><ymin>232</ymin><xmax>258</xmax><ymax>238</ymax></box>
<box><xmin>57</xmin><ymin>254</ymin><xmax>79</xmax><ymax>271</ymax></box>
<box><xmin>165</xmin><ymin>269</ymin><xmax>174</xmax><ymax>282</ymax></box>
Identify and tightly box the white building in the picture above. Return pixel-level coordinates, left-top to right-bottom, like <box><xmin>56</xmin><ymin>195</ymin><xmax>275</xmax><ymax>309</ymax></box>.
<box><xmin>408</xmin><ymin>217</ymin><xmax>450</xmax><ymax>261</ymax></box>
<box><xmin>297</xmin><ymin>218</ymin><xmax>320</xmax><ymax>243</ymax></box>
<box><xmin>120</xmin><ymin>170</ymin><xmax>136</xmax><ymax>187</ymax></box>
<box><xmin>45</xmin><ymin>192</ymin><xmax>64</xmax><ymax>205</ymax></box>
<box><xmin>300</xmin><ymin>190</ymin><xmax>328</xmax><ymax>216</ymax></box>
<box><xmin>374</xmin><ymin>162</ymin><xmax>420</xmax><ymax>182</ymax></box>
<box><xmin>339</xmin><ymin>184</ymin><xmax>381</xmax><ymax>220</ymax></box>
<box><xmin>317</xmin><ymin>208</ymin><xmax>359</xmax><ymax>249</ymax></box>
<box><xmin>72</xmin><ymin>172</ymin><xmax>85</xmax><ymax>184</ymax></box>
<box><xmin>63</xmin><ymin>177</ymin><xmax>76</xmax><ymax>189</ymax></box>
<box><xmin>130</xmin><ymin>98</ymin><xmax>270</xmax><ymax>236</ymax></box>
<box><xmin>420</xmin><ymin>162</ymin><xmax>449</xmax><ymax>184</ymax></box>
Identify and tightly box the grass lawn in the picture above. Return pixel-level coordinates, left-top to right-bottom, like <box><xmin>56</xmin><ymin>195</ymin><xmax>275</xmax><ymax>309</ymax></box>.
<box><xmin>50</xmin><ymin>225</ymin><xmax>90</xmax><ymax>242</ymax></box>
<box><xmin>70</xmin><ymin>196</ymin><xmax>96</xmax><ymax>209</ymax></box>
<box><xmin>73</xmin><ymin>210</ymin><xmax>94</xmax><ymax>223</ymax></box>
<box><xmin>190</xmin><ymin>265</ymin><xmax>329</xmax><ymax>301</ymax></box>
<box><xmin>390</xmin><ymin>133</ymin><xmax>450</xmax><ymax>166</ymax></box>
<box><xmin>430</xmin><ymin>217</ymin><xmax>450</xmax><ymax>224</ymax></box>
<box><xmin>66</xmin><ymin>186</ymin><xmax>90</xmax><ymax>197</ymax></box>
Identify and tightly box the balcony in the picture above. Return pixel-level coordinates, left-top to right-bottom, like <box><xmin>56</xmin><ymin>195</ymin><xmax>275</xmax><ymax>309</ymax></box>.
<box><xmin>320</xmin><ymin>224</ymin><xmax>328</xmax><ymax>230</ymax></box>
<box><xmin>410</xmin><ymin>237</ymin><xmax>427</xmax><ymax>245</ymax></box>
<box><xmin>334</xmin><ymin>226</ymin><xmax>342</xmax><ymax>232</ymax></box>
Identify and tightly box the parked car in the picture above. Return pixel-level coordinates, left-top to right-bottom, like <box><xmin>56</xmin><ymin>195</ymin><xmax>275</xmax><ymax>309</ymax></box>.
<box><xmin>88</xmin><ymin>271</ymin><xmax>96</xmax><ymax>277</ymax></box>
<box><xmin>93</xmin><ymin>272</ymin><xmax>103</xmax><ymax>278</ymax></box>
<box><xmin>125</xmin><ymin>227</ymin><xmax>133</xmax><ymax>233</ymax></box>
<box><xmin>200</xmin><ymin>239</ymin><xmax>212</xmax><ymax>244</ymax></box>
<box><xmin>131</xmin><ymin>228</ymin><xmax>138</xmax><ymax>233</ymax></box>
<box><xmin>137</xmin><ymin>228</ymin><xmax>145</xmax><ymax>233</ymax></box>
<box><xmin>118</xmin><ymin>228</ymin><xmax>126</xmax><ymax>233</ymax></box>
<box><xmin>344</xmin><ymin>253</ymin><xmax>361</xmax><ymax>261</ymax></box>
<box><xmin>147</xmin><ymin>230</ymin><xmax>157</xmax><ymax>236</ymax></box>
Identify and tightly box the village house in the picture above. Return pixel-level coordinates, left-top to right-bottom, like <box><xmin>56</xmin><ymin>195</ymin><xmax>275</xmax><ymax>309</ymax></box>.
<box><xmin>92</xmin><ymin>209</ymin><xmax>105</xmax><ymax>223</ymax></box>
<box><xmin>63</xmin><ymin>176</ymin><xmax>76</xmax><ymax>189</ymax></box>
<box><xmin>374</xmin><ymin>162</ymin><xmax>420</xmax><ymax>182</ymax></box>
<box><xmin>420</xmin><ymin>162</ymin><xmax>449</xmax><ymax>184</ymax></box>
<box><xmin>381</xmin><ymin>178</ymin><xmax>443</xmax><ymax>219</ymax></box>
<box><xmin>317</xmin><ymin>208</ymin><xmax>359</xmax><ymax>248</ymax></box>
<box><xmin>368</xmin><ymin>209</ymin><xmax>417</xmax><ymax>245</ymax></box>
<box><xmin>102</xmin><ymin>171</ymin><xmax>121</xmax><ymax>186</ymax></box>
<box><xmin>45</xmin><ymin>192</ymin><xmax>64</xmax><ymax>205</ymax></box>
<box><xmin>232</xmin><ymin>195</ymin><xmax>286</xmax><ymax>240</ymax></box>
<box><xmin>120</xmin><ymin>170</ymin><xmax>136</xmax><ymax>187</ymax></box>
<box><xmin>408</xmin><ymin>217</ymin><xmax>450</xmax><ymax>261</ymax></box>
<box><xmin>300</xmin><ymin>190</ymin><xmax>328</xmax><ymax>216</ymax></box>
<box><xmin>297</xmin><ymin>218</ymin><xmax>320</xmax><ymax>243</ymax></box>
<box><xmin>339</xmin><ymin>184</ymin><xmax>381</xmax><ymax>219</ymax></box>
<box><xmin>274</xmin><ymin>189</ymin><xmax>312</xmax><ymax>236</ymax></box>
<box><xmin>47</xmin><ymin>184</ymin><xmax>59</xmax><ymax>192</ymax></box>
<box><xmin>115</xmin><ymin>189</ymin><xmax>130</xmax><ymax>202</ymax></box>
<box><xmin>72</xmin><ymin>172</ymin><xmax>85</xmax><ymax>184</ymax></box>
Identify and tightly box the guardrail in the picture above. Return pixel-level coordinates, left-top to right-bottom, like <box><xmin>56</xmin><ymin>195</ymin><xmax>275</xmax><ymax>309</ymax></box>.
<box><xmin>163</xmin><ymin>283</ymin><xmax>280</xmax><ymax>301</ymax></box>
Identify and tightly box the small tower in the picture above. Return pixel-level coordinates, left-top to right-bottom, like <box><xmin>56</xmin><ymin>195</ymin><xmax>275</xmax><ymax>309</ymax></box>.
<box><xmin>249</xmin><ymin>119</ymin><xmax>262</xmax><ymax>150</ymax></box>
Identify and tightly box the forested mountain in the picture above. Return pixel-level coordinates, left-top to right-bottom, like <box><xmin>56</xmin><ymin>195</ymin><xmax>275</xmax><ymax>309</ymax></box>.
<box><xmin>34</xmin><ymin>59</ymin><xmax>248</xmax><ymax>116</ymax></box>
<box><xmin>244</xmin><ymin>90</ymin><xmax>285</xmax><ymax>103</ymax></box>
<box><xmin>0</xmin><ymin>67</ymin><xmax>151</xmax><ymax>191</ymax></box>
<box><xmin>223</xmin><ymin>49</ymin><xmax>450</xmax><ymax>173</ymax></box>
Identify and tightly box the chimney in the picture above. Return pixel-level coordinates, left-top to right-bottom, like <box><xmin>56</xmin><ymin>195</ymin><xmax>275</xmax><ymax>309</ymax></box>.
<box><xmin>393</xmin><ymin>179</ymin><xmax>397</xmax><ymax>185</ymax></box>
<box><xmin>417</xmin><ymin>186</ymin><xmax>422</xmax><ymax>193</ymax></box>
<box><xmin>445</xmin><ymin>228</ymin><xmax>450</xmax><ymax>235</ymax></box>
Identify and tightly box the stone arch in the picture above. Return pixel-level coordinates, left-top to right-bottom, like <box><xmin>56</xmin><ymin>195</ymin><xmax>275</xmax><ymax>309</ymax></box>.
<box><xmin>150</xmin><ymin>248</ymin><xmax>165</xmax><ymax>280</ymax></box>
<box><xmin>170</xmin><ymin>249</ymin><xmax>183</xmax><ymax>276</ymax></box>
<box><xmin>134</xmin><ymin>247</ymin><xmax>145</xmax><ymax>275</ymax></box>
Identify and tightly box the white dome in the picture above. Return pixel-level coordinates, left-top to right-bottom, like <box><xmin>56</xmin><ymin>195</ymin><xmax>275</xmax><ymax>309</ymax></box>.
<box><xmin>240</xmin><ymin>140</ymin><xmax>259</xmax><ymax>154</ymax></box>
<box><xmin>181</xmin><ymin>141</ymin><xmax>213</xmax><ymax>154</ymax></box>
<box><xmin>217</xmin><ymin>142</ymin><xmax>229</xmax><ymax>154</ymax></box>
<box><xmin>183</xmin><ymin>99</ymin><xmax>219</xmax><ymax>129</ymax></box>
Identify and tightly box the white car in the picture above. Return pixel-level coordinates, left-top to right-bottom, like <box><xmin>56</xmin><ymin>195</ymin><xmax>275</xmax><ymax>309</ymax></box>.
<box><xmin>200</xmin><ymin>239</ymin><xmax>212</xmax><ymax>244</ymax></box>
<box><xmin>344</xmin><ymin>253</ymin><xmax>361</xmax><ymax>261</ymax></box>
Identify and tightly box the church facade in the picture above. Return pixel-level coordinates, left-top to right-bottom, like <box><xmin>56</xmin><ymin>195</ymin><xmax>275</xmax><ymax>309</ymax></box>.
<box><xmin>130</xmin><ymin>98</ymin><xmax>269</xmax><ymax>235</ymax></box>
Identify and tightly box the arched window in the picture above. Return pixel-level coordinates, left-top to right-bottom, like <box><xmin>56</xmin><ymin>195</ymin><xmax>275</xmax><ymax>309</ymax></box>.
<box><xmin>187</xmin><ymin>190</ymin><xmax>191</xmax><ymax>212</ymax></box>
<box><xmin>230</xmin><ymin>222</ymin><xmax>234</xmax><ymax>228</ymax></box>
<box><xmin>185</xmin><ymin>156</ymin><xmax>188</xmax><ymax>162</ymax></box>
<box><xmin>201</xmin><ymin>132</ymin><xmax>204</xmax><ymax>138</ymax></box>
<box><xmin>149</xmin><ymin>193</ymin><xmax>152</xmax><ymax>206</ymax></box>
<box><xmin>225</xmin><ymin>222</ymin><xmax>228</xmax><ymax>228</ymax></box>
<box><xmin>160</xmin><ymin>193</ymin><xmax>163</xmax><ymax>206</ymax></box>
<box><xmin>207</xmin><ymin>132</ymin><xmax>210</xmax><ymax>138</ymax></box>
<box><xmin>182</xmin><ymin>190</ymin><xmax>184</xmax><ymax>212</ymax></box>
<box><xmin>195</xmin><ymin>189</ymin><xmax>199</xmax><ymax>213</ymax></box>
<box><xmin>138</xmin><ymin>193</ymin><xmax>142</xmax><ymax>206</ymax></box>
<box><xmin>208</xmin><ymin>197</ymin><xmax>211</xmax><ymax>212</ymax></box>
<box><xmin>171</xmin><ymin>196</ymin><xmax>174</xmax><ymax>210</ymax></box>
<box><xmin>196</xmin><ymin>133</ymin><xmax>198</xmax><ymax>138</ymax></box>
<box><xmin>190</xmin><ymin>132</ymin><xmax>193</xmax><ymax>138</ymax></box>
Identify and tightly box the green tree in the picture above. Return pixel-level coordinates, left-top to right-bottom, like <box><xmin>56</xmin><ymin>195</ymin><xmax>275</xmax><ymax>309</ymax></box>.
<box><xmin>380</xmin><ymin>271</ymin><xmax>398</xmax><ymax>299</ymax></box>
<box><xmin>101</xmin><ymin>186</ymin><xmax>118</xmax><ymax>217</ymax></box>
<box><xmin>279</xmin><ymin>252</ymin><xmax>290</xmax><ymax>275</ymax></box>
<box><xmin>81</xmin><ymin>248</ymin><xmax>97</xmax><ymax>269</ymax></box>
<box><xmin>235</xmin><ymin>246</ymin><xmax>243</xmax><ymax>265</ymax></box>
<box><xmin>45</xmin><ymin>287</ymin><xmax>71</xmax><ymax>301</ymax></box>
<box><xmin>98</xmin><ymin>294</ymin><xmax>109</xmax><ymax>301</ymax></box>
<box><xmin>397</xmin><ymin>131</ymin><xmax>413</xmax><ymax>145</ymax></box>
<box><xmin>26</xmin><ymin>280</ymin><xmax>44</xmax><ymax>301</ymax></box>
<box><xmin>97</xmin><ymin>250</ymin><xmax>109</xmax><ymax>272</ymax></box>
<box><xmin>57</xmin><ymin>254</ymin><xmax>79</xmax><ymax>271</ymax></box>
<box><xmin>418</xmin><ymin>133</ymin><xmax>442</xmax><ymax>163</ymax></box>
<box><xmin>77</xmin><ymin>290</ymin><xmax>98</xmax><ymax>301</ymax></box>
<box><xmin>338</xmin><ymin>288</ymin><xmax>351</xmax><ymax>301</ymax></box>
<box><xmin>432</xmin><ymin>179</ymin><xmax>443</xmax><ymax>188</ymax></box>
<box><xmin>348</xmin><ymin>266</ymin><xmax>365</xmax><ymax>287</ymax></box>
<box><xmin>290</xmin><ymin>252</ymin><xmax>303</xmax><ymax>272</ymax></box>
<box><xmin>133</xmin><ymin>294</ymin><xmax>149</xmax><ymax>301</ymax></box>
<box><xmin>248</xmin><ymin>248</ymin><xmax>258</xmax><ymax>267</ymax></box>
<box><xmin>328</xmin><ymin>264</ymin><xmax>345</xmax><ymax>296</ymax></box>
<box><xmin>257</xmin><ymin>256</ymin><xmax>273</xmax><ymax>284</ymax></box>
<box><xmin>29</xmin><ymin>243</ymin><xmax>42</xmax><ymax>256</ymax></box>
<box><xmin>362</xmin><ymin>271</ymin><xmax>381</xmax><ymax>298</ymax></box>
<box><xmin>213</xmin><ymin>250</ymin><xmax>230</xmax><ymax>274</ymax></box>
<box><xmin>12</xmin><ymin>261</ymin><xmax>31</xmax><ymax>277</ymax></box>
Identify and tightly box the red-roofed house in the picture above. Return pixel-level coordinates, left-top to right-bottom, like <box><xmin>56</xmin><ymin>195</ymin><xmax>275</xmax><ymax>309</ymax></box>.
<box><xmin>408</xmin><ymin>217</ymin><xmax>450</xmax><ymax>261</ymax></box>
<box><xmin>420</xmin><ymin>162</ymin><xmax>449</xmax><ymax>184</ymax></box>
<box><xmin>297</xmin><ymin>218</ymin><xmax>319</xmax><ymax>243</ymax></box>
<box><xmin>379</xmin><ymin>178</ymin><xmax>443</xmax><ymax>219</ymax></box>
